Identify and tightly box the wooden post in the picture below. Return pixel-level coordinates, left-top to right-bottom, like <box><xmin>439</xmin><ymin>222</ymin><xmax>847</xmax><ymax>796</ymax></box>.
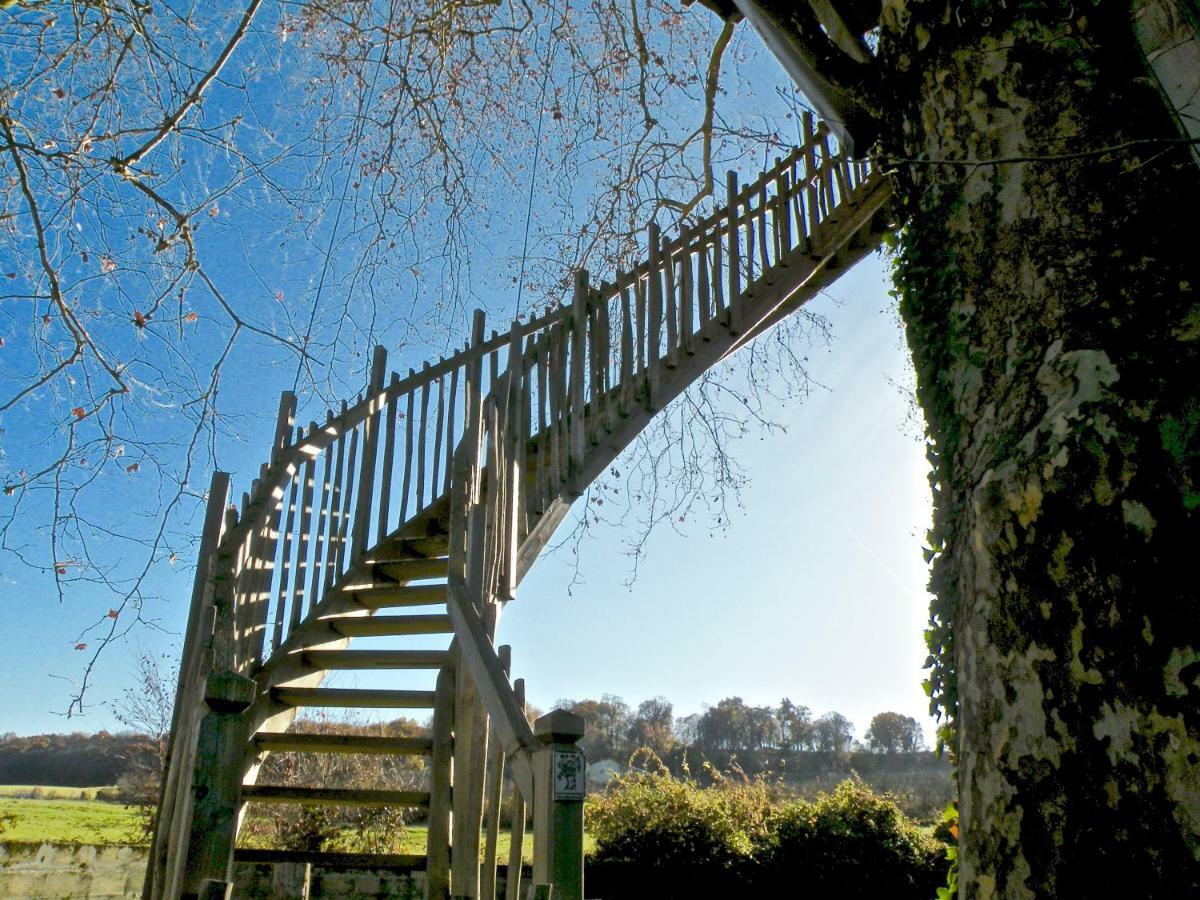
<box><xmin>426</xmin><ymin>661</ymin><xmax>456</xmax><ymax>899</ymax></box>
<box><xmin>481</xmin><ymin>646</ymin><xmax>513</xmax><ymax>900</ymax></box>
<box><xmin>271</xmin><ymin>392</ymin><xmax>297</xmax><ymax>466</ymax></box>
<box><xmin>352</xmin><ymin>345</ymin><xmax>387</xmax><ymax>558</ymax></box>
<box><xmin>504</xmin><ymin>677</ymin><xmax>528</xmax><ymax>900</ymax></box>
<box><xmin>802</xmin><ymin>113</ymin><xmax>820</xmax><ymax>248</ymax></box>
<box><xmin>532</xmin><ymin>710</ymin><xmax>585</xmax><ymax>900</ymax></box>
<box><xmin>144</xmin><ymin>472</ymin><xmax>230</xmax><ymax>900</ymax></box>
<box><xmin>180</xmin><ymin>671</ymin><xmax>256</xmax><ymax>899</ymax></box>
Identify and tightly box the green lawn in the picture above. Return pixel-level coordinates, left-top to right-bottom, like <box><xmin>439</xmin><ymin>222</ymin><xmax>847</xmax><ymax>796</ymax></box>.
<box><xmin>0</xmin><ymin>797</ymin><xmax>142</xmax><ymax>845</ymax></box>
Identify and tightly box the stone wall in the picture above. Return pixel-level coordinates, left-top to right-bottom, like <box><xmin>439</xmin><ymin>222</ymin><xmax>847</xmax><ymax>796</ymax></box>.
<box><xmin>0</xmin><ymin>843</ymin><xmax>524</xmax><ymax>899</ymax></box>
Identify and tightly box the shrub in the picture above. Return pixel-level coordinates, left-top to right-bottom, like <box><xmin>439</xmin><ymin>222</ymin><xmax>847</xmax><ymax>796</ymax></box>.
<box><xmin>585</xmin><ymin>751</ymin><xmax>773</xmax><ymax>898</ymax></box>
<box><xmin>755</xmin><ymin>780</ymin><xmax>947</xmax><ymax>898</ymax></box>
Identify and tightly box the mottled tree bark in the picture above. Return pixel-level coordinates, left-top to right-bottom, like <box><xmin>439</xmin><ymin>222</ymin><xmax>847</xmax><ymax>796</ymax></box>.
<box><xmin>876</xmin><ymin>3</ymin><xmax>1200</xmax><ymax>896</ymax></box>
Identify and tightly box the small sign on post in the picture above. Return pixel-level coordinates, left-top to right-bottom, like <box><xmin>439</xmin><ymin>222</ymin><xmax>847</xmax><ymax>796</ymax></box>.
<box><xmin>552</xmin><ymin>748</ymin><xmax>586</xmax><ymax>801</ymax></box>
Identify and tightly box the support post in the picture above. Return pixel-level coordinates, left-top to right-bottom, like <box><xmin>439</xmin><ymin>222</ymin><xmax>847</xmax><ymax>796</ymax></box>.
<box><xmin>532</xmin><ymin>710</ymin><xmax>585</xmax><ymax>900</ymax></box>
<box><xmin>180</xmin><ymin>671</ymin><xmax>256</xmax><ymax>899</ymax></box>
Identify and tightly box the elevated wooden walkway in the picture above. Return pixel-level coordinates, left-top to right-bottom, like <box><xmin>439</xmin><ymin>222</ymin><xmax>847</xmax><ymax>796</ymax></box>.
<box><xmin>145</xmin><ymin>114</ymin><xmax>895</xmax><ymax>900</ymax></box>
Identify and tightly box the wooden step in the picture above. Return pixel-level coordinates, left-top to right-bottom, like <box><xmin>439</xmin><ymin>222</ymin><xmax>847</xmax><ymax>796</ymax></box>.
<box><xmin>241</xmin><ymin>785</ymin><xmax>431</xmax><ymax>808</ymax></box>
<box><xmin>373</xmin><ymin>557</ymin><xmax>448</xmax><ymax>582</ymax></box>
<box><xmin>254</xmin><ymin>732</ymin><xmax>434</xmax><ymax>755</ymax></box>
<box><xmin>352</xmin><ymin>584</ymin><xmax>447</xmax><ymax>609</ymax></box>
<box><xmin>303</xmin><ymin>649</ymin><xmax>449</xmax><ymax>670</ymax></box>
<box><xmin>272</xmin><ymin>687</ymin><xmax>436</xmax><ymax>709</ymax></box>
<box><xmin>328</xmin><ymin>614</ymin><xmax>452</xmax><ymax>637</ymax></box>
<box><xmin>234</xmin><ymin>848</ymin><xmax>427</xmax><ymax>868</ymax></box>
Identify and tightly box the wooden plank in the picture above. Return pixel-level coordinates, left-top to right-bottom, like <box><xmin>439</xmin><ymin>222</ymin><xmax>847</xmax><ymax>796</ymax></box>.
<box><xmin>758</xmin><ymin>180</ymin><xmax>771</xmax><ymax>280</ymax></box>
<box><xmin>241</xmin><ymin>786</ymin><xmax>430</xmax><ymax>808</ymax></box>
<box><xmin>301</xmin><ymin>430</ymin><xmax>324</xmax><ymax>621</ymax></box>
<box><xmin>481</xmin><ymin>645</ymin><xmax>512</xmax><ymax>900</ymax></box>
<box><xmin>376</xmin><ymin>373</ymin><xmax>399</xmax><ymax>540</ymax></box>
<box><xmin>646</xmin><ymin>223</ymin><xmax>662</xmax><ymax>403</ymax></box>
<box><xmin>802</xmin><ymin>113</ymin><xmax>821</xmax><ymax>247</ymax></box>
<box><xmin>144</xmin><ymin>471</ymin><xmax>230</xmax><ymax>900</ymax></box>
<box><xmin>568</xmin><ymin>271</ymin><xmax>587</xmax><ymax>479</ymax></box>
<box><xmin>451</xmin><ymin>645</ymin><xmax>487</xmax><ymax>897</ymax></box>
<box><xmin>712</xmin><ymin>224</ymin><xmax>725</xmax><ymax>319</ymax></box>
<box><xmin>426</xmin><ymin>661</ymin><xmax>455</xmax><ymax>899</ymax></box>
<box><xmin>634</xmin><ymin>273</ymin><xmax>647</xmax><ymax>377</ymax></box>
<box><xmin>292</xmin><ymin>434</ymin><xmax>316</xmax><ymax>628</ymax></box>
<box><xmin>696</xmin><ymin>234</ymin><xmax>711</xmax><ymax>337</ymax></box>
<box><xmin>680</xmin><ymin>238</ymin><xmax>695</xmax><ymax>355</ymax></box>
<box><xmin>663</xmin><ymin>234</ymin><xmax>678</xmax><ymax>368</ymax></box>
<box><xmin>353</xmin><ymin>583</ymin><xmax>448</xmax><ymax>608</ymax></box>
<box><xmin>332</xmin><ymin>422</ymin><xmax>359</xmax><ymax>577</ymax></box>
<box><xmin>302</xmin><ymin>649</ymin><xmax>449</xmax><ymax>670</ymax></box>
<box><xmin>431</xmin><ymin>372</ymin><xmax>445</xmax><ymax>503</ymax></box>
<box><xmin>272</xmin><ymin>687</ymin><xmax>437</xmax><ymax>709</ymax></box>
<box><xmin>618</xmin><ymin>277</ymin><xmax>634</xmax><ymax>415</ymax></box>
<box><xmin>504</xmin><ymin>677</ymin><xmax>528</xmax><ymax>900</ymax></box>
<box><xmin>726</xmin><ymin>171</ymin><xmax>742</xmax><ymax>334</ymax></box>
<box><xmin>271</xmin><ymin>465</ymin><xmax>300</xmax><ymax>651</ymax></box>
<box><xmin>778</xmin><ymin>166</ymin><xmax>793</xmax><ymax>258</ymax></box>
<box><xmin>254</xmin><ymin>732</ymin><xmax>433</xmax><ymax>755</ymax></box>
<box><xmin>351</xmin><ymin>347</ymin><xmax>387</xmax><ymax>558</ymax></box>
<box><xmin>399</xmin><ymin>377</ymin><xmax>416</xmax><ymax>524</ymax></box>
<box><xmin>328</xmin><ymin>614</ymin><xmax>452</xmax><ymax>637</ymax></box>
<box><xmin>319</xmin><ymin>408</ymin><xmax>345</xmax><ymax>597</ymax></box>
<box><xmin>444</xmin><ymin>364</ymin><xmax>459</xmax><ymax>496</ymax></box>
<box><xmin>417</xmin><ymin>363</ymin><xmax>431</xmax><ymax>512</ymax></box>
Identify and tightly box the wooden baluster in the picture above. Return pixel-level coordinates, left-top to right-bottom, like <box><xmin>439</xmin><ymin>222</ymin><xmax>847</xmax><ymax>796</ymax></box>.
<box><xmin>664</xmin><ymin>234</ymin><xmax>678</xmax><ymax>369</ymax></box>
<box><xmin>791</xmin><ymin>155</ymin><xmax>806</xmax><ymax>241</ymax></box>
<box><xmin>309</xmin><ymin>415</ymin><xmax>335</xmax><ymax>611</ymax></box>
<box><xmin>817</xmin><ymin>124</ymin><xmax>835</xmax><ymax>219</ymax></box>
<box><xmin>647</xmin><ymin>223</ymin><xmax>663</xmax><ymax>405</ymax></box>
<box><xmin>535</xmin><ymin>333</ymin><xmax>549</xmax><ymax>511</ymax></box>
<box><xmin>377</xmin><ymin>373</ymin><xmax>399</xmax><ymax>540</ymax></box>
<box><xmin>352</xmin><ymin>347</ymin><xmax>387</xmax><ymax>560</ymax></box>
<box><xmin>399</xmin><ymin>377</ymin><xmax>415</xmax><ymax>524</ymax></box>
<box><xmin>320</xmin><ymin>410</ymin><xmax>346</xmax><ymax>595</ymax></box>
<box><xmin>757</xmin><ymin>179</ymin><xmax>770</xmax><ymax>282</ymax></box>
<box><xmin>569</xmin><ymin>271</ymin><xmax>588</xmax><ymax>482</ymax></box>
<box><xmin>272</xmin><ymin>464</ymin><xmax>300</xmax><ymax>651</ymax></box>
<box><xmin>680</xmin><ymin>237</ymin><xmax>695</xmax><ymax>355</ymax></box>
<box><xmin>432</xmin><ymin>370</ymin><xmax>446</xmax><ymax>501</ymax></box>
<box><xmin>634</xmin><ymin>273</ymin><xmax>647</xmax><ymax>377</ymax></box>
<box><xmin>590</xmin><ymin>291</ymin><xmax>608</xmax><ymax>441</ymax></box>
<box><xmin>292</xmin><ymin>428</ymin><xmax>316</xmax><ymax>631</ymax></box>
<box><xmin>417</xmin><ymin>363</ymin><xmax>431</xmax><ymax>512</ymax></box>
<box><xmin>712</xmin><ymin>223</ymin><xmax>725</xmax><ymax>321</ymax></box>
<box><xmin>333</xmin><ymin>417</ymin><xmax>359</xmax><ymax>579</ymax></box>
<box><xmin>803</xmin><ymin>112</ymin><xmax>821</xmax><ymax>246</ymax></box>
<box><xmin>444</xmin><ymin>363</ymin><xmax>459</xmax><ymax>496</ymax></box>
<box><xmin>490</xmin><ymin>330</ymin><xmax>500</xmax><ymax>388</ymax></box>
<box><xmin>601</xmin><ymin>288</ymin><xmax>618</xmax><ymax>434</ymax></box>
<box><xmin>552</xmin><ymin>320</ymin><xmax>569</xmax><ymax>488</ymax></box>
<box><xmin>726</xmin><ymin>171</ymin><xmax>742</xmax><ymax>334</ymax></box>
<box><xmin>619</xmin><ymin>275</ymin><xmax>634</xmax><ymax>416</ymax></box>
<box><xmin>482</xmin><ymin>646</ymin><xmax>513</xmax><ymax>900</ymax></box>
<box><xmin>504</xmin><ymin>677</ymin><xmax>528</xmax><ymax>900</ymax></box>
<box><xmin>697</xmin><ymin>234</ymin><xmax>711</xmax><ymax>340</ymax></box>
<box><xmin>271</xmin><ymin>391</ymin><xmax>296</xmax><ymax>466</ymax></box>
<box><xmin>778</xmin><ymin>165</ymin><xmax>793</xmax><ymax>259</ymax></box>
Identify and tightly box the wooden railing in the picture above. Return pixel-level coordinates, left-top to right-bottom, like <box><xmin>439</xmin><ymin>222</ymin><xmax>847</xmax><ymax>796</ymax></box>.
<box><xmin>150</xmin><ymin>111</ymin><xmax>889</xmax><ymax>900</ymax></box>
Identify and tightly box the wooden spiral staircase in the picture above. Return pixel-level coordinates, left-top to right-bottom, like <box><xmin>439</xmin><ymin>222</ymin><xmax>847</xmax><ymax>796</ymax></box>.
<box><xmin>145</xmin><ymin>114</ymin><xmax>896</xmax><ymax>900</ymax></box>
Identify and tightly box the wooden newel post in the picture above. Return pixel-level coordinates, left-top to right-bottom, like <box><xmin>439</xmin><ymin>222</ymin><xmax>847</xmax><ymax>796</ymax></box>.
<box><xmin>532</xmin><ymin>709</ymin><xmax>586</xmax><ymax>900</ymax></box>
<box><xmin>180</xmin><ymin>670</ymin><xmax>256</xmax><ymax>899</ymax></box>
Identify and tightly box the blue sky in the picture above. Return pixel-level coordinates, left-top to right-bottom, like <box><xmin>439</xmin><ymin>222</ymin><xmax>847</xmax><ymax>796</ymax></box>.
<box><xmin>0</xmin><ymin>250</ymin><xmax>938</xmax><ymax>743</ymax></box>
<box><xmin>0</xmin><ymin>5</ymin><xmax>937</xmax><ymax>745</ymax></box>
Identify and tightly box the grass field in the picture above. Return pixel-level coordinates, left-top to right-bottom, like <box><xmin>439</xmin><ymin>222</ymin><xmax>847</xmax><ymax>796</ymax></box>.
<box><xmin>0</xmin><ymin>797</ymin><xmax>142</xmax><ymax>845</ymax></box>
<box><xmin>0</xmin><ymin>790</ymin><xmax>597</xmax><ymax>860</ymax></box>
<box><xmin>0</xmin><ymin>785</ymin><xmax>115</xmax><ymax>800</ymax></box>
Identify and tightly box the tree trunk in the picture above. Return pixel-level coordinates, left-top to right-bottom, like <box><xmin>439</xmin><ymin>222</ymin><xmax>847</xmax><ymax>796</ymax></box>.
<box><xmin>878</xmin><ymin>4</ymin><xmax>1200</xmax><ymax>896</ymax></box>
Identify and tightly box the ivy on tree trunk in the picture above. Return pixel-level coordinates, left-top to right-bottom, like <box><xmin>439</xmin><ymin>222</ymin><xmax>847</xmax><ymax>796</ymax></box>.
<box><xmin>876</xmin><ymin>2</ymin><xmax>1200</xmax><ymax>896</ymax></box>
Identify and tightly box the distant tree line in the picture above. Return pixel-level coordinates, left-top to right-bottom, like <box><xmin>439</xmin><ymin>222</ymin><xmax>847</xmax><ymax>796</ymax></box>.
<box><xmin>0</xmin><ymin>731</ymin><xmax>158</xmax><ymax>787</ymax></box>
<box><xmin>554</xmin><ymin>694</ymin><xmax>927</xmax><ymax>764</ymax></box>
